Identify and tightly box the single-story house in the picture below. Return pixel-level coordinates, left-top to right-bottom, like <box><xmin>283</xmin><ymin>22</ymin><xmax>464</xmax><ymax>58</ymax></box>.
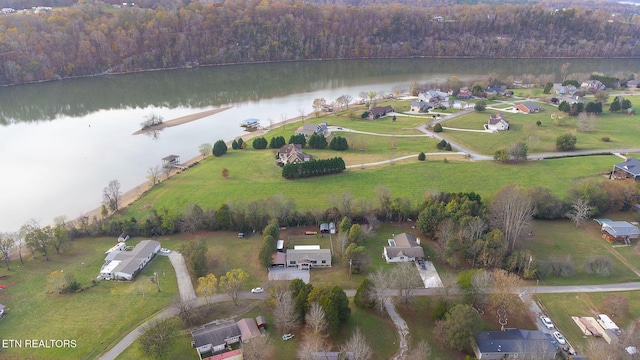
<box><xmin>296</xmin><ymin>122</ymin><xmax>328</xmax><ymax>137</ymax></box>
<box><xmin>191</xmin><ymin>321</ymin><xmax>242</xmax><ymax>359</ymax></box>
<box><xmin>473</xmin><ymin>329</ymin><xmax>557</xmax><ymax>360</ymax></box>
<box><xmin>599</xmin><ymin>220</ymin><xmax>640</xmax><ymax>243</ymax></box>
<box><xmin>418</xmin><ymin>90</ymin><xmax>449</xmax><ymax>103</ymax></box>
<box><xmin>514</xmin><ymin>102</ymin><xmax>542</xmax><ymax>114</ymax></box>
<box><xmin>611</xmin><ymin>158</ymin><xmax>640</xmax><ymax>180</ymax></box>
<box><xmin>278</xmin><ymin>144</ymin><xmax>312</xmax><ymax>165</ymax></box>
<box><xmin>100</xmin><ymin>240</ymin><xmax>160</xmax><ymax>281</ymax></box>
<box><xmin>368</xmin><ymin>106</ymin><xmax>394</xmax><ymax>119</ymax></box>
<box><xmin>410</xmin><ymin>100</ymin><xmax>435</xmax><ymax>112</ymax></box>
<box><xmin>383</xmin><ymin>233</ymin><xmax>425</xmax><ymax>263</ymax></box>
<box><xmin>486</xmin><ymin>113</ymin><xmax>510</xmax><ymax>131</ymax></box>
<box><xmin>236</xmin><ymin>318</ymin><xmax>261</xmax><ymax>343</ymax></box>
<box><xmin>485</xmin><ymin>87</ymin><xmax>506</xmax><ymax>96</ymax></box>
<box><xmin>457</xmin><ymin>90</ymin><xmax>472</xmax><ymax>99</ymax></box>
<box><xmin>627</xmin><ymin>80</ymin><xmax>639</xmax><ymax>88</ymax></box>
<box><xmin>554</xmin><ymin>84</ymin><xmax>577</xmax><ymax>96</ymax></box>
<box><xmin>286</xmin><ymin>247</ymin><xmax>332</xmax><ymax>269</ymax></box>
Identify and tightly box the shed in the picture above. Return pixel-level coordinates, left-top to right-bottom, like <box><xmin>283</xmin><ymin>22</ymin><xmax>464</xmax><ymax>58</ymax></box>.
<box><xmin>320</xmin><ymin>223</ymin><xmax>329</xmax><ymax>233</ymax></box>
<box><xmin>256</xmin><ymin>316</ymin><xmax>266</xmax><ymax>330</ymax></box>
<box><xmin>277</xmin><ymin>240</ymin><xmax>284</xmax><ymax>252</ymax></box>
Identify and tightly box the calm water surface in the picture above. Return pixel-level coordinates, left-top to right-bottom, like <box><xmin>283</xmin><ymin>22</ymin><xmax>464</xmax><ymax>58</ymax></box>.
<box><xmin>1</xmin><ymin>58</ymin><xmax>639</xmax><ymax>231</ymax></box>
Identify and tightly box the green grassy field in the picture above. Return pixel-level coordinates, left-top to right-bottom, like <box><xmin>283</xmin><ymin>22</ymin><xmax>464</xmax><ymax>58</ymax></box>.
<box><xmin>122</xmin><ymin>149</ymin><xmax>618</xmax><ymax>221</ymax></box>
<box><xmin>441</xmin><ymin>97</ymin><xmax>640</xmax><ymax>155</ymax></box>
<box><xmin>537</xmin><ymin>291</ymin><xmax>640</xmax><ymax>354</ymax></box>
<box><xmin>0</xmin><ymin>238</ymin><xmax>179</xmax><ymax>360</ymax></box>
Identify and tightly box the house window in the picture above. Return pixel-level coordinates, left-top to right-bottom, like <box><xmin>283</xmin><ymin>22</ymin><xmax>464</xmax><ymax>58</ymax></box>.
<box><xmin>311</xmin><ymin>260</ymin><xmax>317</xmax><ymax>264</ymax></box>
<box><xmin>289</xmin><ymin>261</ymin><xmax>296</xmax><ymax>265</ymax></box>
<box><xmin>321</xmin><ymin>260</ymin><xmax>326</xmax><ymax>264</ymax></box>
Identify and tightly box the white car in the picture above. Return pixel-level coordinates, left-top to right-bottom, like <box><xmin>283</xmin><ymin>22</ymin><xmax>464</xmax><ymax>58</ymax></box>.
<box><xmin>553</xmin><ymin>331</ymin><xmax>566</xmax><ymax>345</ymax></box>
<box><xmin>160</xmin><ymin>248</ymin><xmax>171</xmax><ymax>254</ymax></box>
<box><xmin>282</xmin><ymin>333</ymin><xmax>294</xmax><ymax>341</ymax></box>
<box><xmin>540</xmin><ymin>315</ymin><xmax>554</xmax><ymax>329</ymax></box>
<box><xmin>251</xmin><ymin>287</ymin><xmax>264</xmax><ymax>293</ymax></box>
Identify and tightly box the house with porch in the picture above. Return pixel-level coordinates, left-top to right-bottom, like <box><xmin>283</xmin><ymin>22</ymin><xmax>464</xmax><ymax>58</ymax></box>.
<box><xmin>473</xmin><ymin>329</ymin><xmax>557</xmax><ymax>360</ymax></box>
<box><xmin>485</xmin><ymin>113</ymin><xmax>510</xmax><ymax>131</ymax></box>
<box><xmin>611</xmin><ymin>158</ymin><xmax>640</xmax><ymax>180</ymax></box>
<box><xmin>383</xmin><ymin>233</ymin><xmax>425</xmax><ymax>263</ymax></box>
<box><xmin>191</xmin><ymin>320</ymin><xmax>242</xmax><ymax>360</ymax></box>
<box><xmin>296</xmin><ymin>122</ymin><xmax>328</xmax><ymax>137</ymax></box>
<box><xmin>410</xmin><ymin>100</ymin><xmax>435</xmax><ymax>113</ymax></box>
<box><xmin>286</xmin><ymin>246</ymin><xmax>332</xmax><ymax>269</ymax></box>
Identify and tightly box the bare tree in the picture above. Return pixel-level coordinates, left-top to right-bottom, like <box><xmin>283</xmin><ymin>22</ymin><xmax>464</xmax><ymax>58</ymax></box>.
<box><xmin>273</xmin><ymin>289</ymin><xmax>299</xmax><ymax>333</ymax></box>
<box><xmin>338</xmin><ymin>233</ymin><xmax>349</xmax><ymax>258</ymax></box>
<box><xmin>298</xmin><ymin>108</ymin><xmax>306</xmax><ymax>123</ymax></box>
<box><xmin>0</xmin><ymin>233</ymin><xmax>14</xmax><ymax>270</ymax></box>
<box><xmin>312</xmin><ymin>98</ymin><xmax>326</xmax><ymax>117</ymax></box>
<box><xmin>297</xmin><ymin>335</ymin><xmax>329</xmax><ymax>360</ymax></box>
<box><xmin>393</xmin><ymin>262</ymin><xmax>423</xmax><ymax>304</ymax></box>
<box><xmin>369</xmin><ymin>269</ymin><xmax>393</xmax><ymax>313</ymax></box>
<box><xmin>242</xmin><ymin>334</ymin><xmax>274</xmax><ymax>360</ymax></box>
<box><xmin>376</xmin><ymin>185</ymin><xmax>392</xmax><ymax>220</ymax></box>
<box><xmin>488</xmin><ymin>269</ymin><xmax>524</xmax><ymax>317</ymax></box>
<box><xmin>198</xmin><ymin>143</ymin><xmax>212</xmax><ymax>157</ymax></box>
<box><xmin>470</xmin><ymin>269</ymin><xmax>493</xmax><ymax>311</ymax></box>
<box><xmin>566</xmin><ymin>198</ymin><xmax>592</xmax><ymax>228</ymax></box>
<box><xmin>601</xmin><ymin>294</ymin><xmax>629</xmax><ymax>317</ymax></box>
<box><xmin>406</xmin><ymin>340</ymin><xmax>432</xmax><ymax>360</ymax></box>
<box><xmin>305</xmin><ymin>301</ymin><xmax>328</xmax><ymax>337</ymax></box>
<box><xmin>102</xmin><ymin>179</ymin><xmax>122</xmax><ymax>213</ymax></box>
<box><xmin>11</xmin><ymin>232</ymin><xmax>25</xmax><ymax>264</ymax></box>
<box><xmin>488</xmin><ymin>184</ymin><xmax>534</xmax><ymax>250</ymax></box>
<box><xmin>340</xmin><ymin>327</ymin><xmax>372</xmax><ymax>360</ymax></box>
<box><xmin>147</xmin><ymin>166</ymin><xmax>161</xmax><ymax>187</ymax></box>
<box><xmin>434</xmin><ymin>272</ymin><xmax>462</xmax><ymax>306</ymax></box>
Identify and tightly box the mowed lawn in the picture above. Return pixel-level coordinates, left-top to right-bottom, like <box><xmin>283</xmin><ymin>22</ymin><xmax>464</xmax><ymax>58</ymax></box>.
<box><xmin>526</xmin><ymin>219</ymin><xmax>639</xmax><ymax>286</ymax></box>
<box><xmin>0</xmin><ymin>238</ymin><xmax>179</xmax><ymax>360</ymax></box>
<box><xmin>537</xmin><ymin>291</ymin><xmax>640</xmax><ymax>354</ymax></box>
<box><xmin>122</xmin><ymin>148</ymin><xmax>619</xmax><ymax>221</ymax></box>
<box><xmin>440</xmin><ymin>103</ymin><xmax>640</xmax><ymax>155</ymax></box>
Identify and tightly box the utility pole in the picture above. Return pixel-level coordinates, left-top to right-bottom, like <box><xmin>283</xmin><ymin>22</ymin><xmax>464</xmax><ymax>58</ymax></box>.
<box><xmin>349</xmin><ymin>259</ymin><xmax>352</xmax><ymax>281</ymax></box>
<box><xmin>155</xmin><ymin>272</ymin><xmax>161</xmax><ymax>292</ymax></box>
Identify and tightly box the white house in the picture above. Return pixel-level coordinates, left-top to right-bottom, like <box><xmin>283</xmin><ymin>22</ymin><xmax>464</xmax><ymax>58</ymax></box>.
<box><xmin>191</xmin><ymin>320</ymin><xmax>241</xmax><ymax>359</ymax></box>
<box><xmin>383</xmin><ymin>233</ymin><xmax>425</xmax><ymax>263</ymax></box>
<box><xmin>100</xmin><ymin>240</ymin><xmax>160</xmax><ymax>280</ymax></box>
<box><xmin>486</xmin><ymin>113</ymin><xmax>510</xmax><ymax>131</ymax></box>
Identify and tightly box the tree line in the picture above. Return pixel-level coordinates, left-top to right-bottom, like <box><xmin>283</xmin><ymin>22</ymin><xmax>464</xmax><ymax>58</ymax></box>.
<box><xmin>1</xmin><ymin>0</ymin><xmax>639</xmax><ymax>86</ymax></box>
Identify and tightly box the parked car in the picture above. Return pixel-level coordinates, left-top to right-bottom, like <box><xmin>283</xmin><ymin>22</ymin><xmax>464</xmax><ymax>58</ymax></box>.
<box><xmin>160</xmin><ymin>248</ymin><xmax>171</xmax><ymax>254</ymax></box>
<box><xmin>540</xmin><ymin>315</ymin><xmax>554</xmax><ymax>329</ymax></box>
<box><xmin>251</xmin><ymin>287</ymin><xmax>264</xmax><ymax>293</ymax></box>
<box><xmin>282</xmin><ymin>333</ymin><xmax>294</xmax><ymax>341</ymax></box>
<box><xmin>553</xmin><ymin>331</ymin><xmax>566</xmax><ymax>345</ymax></box>
<box><xmin>238</xmin><ymin>232</ymin><xmax>244</xmax><ymax>238</ymax></box>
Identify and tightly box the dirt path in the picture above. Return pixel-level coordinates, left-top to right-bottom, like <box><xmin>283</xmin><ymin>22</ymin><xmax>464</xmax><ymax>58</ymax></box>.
<box><xmin>600</xmin><ymin>243</ymin><xmax>640</xmax><ymax>277</ymax></box>
<box><xmin>384</xmin><ymin>299</ymin><xmax>410</xmax><ymax>360</ymax></box>
<box><xmin>132</xmin><ymin>106</ymin><xmax>233</xmax><ymax>135</ymax></box>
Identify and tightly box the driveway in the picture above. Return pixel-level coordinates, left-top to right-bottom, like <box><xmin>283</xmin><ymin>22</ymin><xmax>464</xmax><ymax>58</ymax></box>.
<box><xmin>167</xmin><ymin>251</ymin><xmax>197</xmax><ymax>302</ymax></box>
<box><xmin>415</xmin><ymin>261</ymin><xmax>443</xmax><ymax>288</ymax></box>
<box><xmin>267</xmin><ymin>267</ymin><xmax>310</xmax><ymax>283</ymax></box>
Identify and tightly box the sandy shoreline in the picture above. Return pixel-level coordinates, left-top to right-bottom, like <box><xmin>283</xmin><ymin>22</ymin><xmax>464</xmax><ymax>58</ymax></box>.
<box><xmin>78</xmin><ymin>111</ymin><xmax>309</xmax><ymax>223</ymax></box>
<box><xmin>132</xmin><ymin>106</ymin><xmax>233</xmax><ymax>135</ymax></box>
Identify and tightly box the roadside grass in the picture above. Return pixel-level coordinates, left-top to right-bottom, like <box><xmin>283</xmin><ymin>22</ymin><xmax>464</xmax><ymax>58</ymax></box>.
<box><xmin>441</xmin><ymin>106</ymin><xmax>640</xmax><ymax>155</ymax></box>
<box><xmin>536</xmin><ymin>291</ymin><xmax>640</xmax><ymax>354</ymax></box>
<box><xmin>122</xmin><ymin>150</ymin><xmax>619</xmax><ymax>222</ymax></box>
<box><xmin>526</xmin><ymin>220</ymin><xmax>639</xmax><ymax>285</ymax></box>
<box><xmin>0</xmin><ymin>237</ymin><xmax>178</xmax><ymax>360</ymax></box>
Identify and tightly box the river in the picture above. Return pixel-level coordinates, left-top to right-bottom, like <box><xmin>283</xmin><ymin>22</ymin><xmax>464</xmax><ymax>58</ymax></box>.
<box><xmin>1</xmin><ymin>58</ymin><xmax>639</xmax><ymax>232</ymax></box>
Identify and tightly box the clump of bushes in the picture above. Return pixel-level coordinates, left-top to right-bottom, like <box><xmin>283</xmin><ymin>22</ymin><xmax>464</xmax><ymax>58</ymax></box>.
<box><xmin>601</xmin><ymin>136</ymin><xmax>610</xmax><ymax>142</ymax></box>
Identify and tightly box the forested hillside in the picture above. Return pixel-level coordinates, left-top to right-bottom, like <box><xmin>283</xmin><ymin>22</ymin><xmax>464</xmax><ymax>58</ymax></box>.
<box><xmin>0</xmin><ymin>0</ymin><xmax>639</xmax><ymax>86</ymax></box>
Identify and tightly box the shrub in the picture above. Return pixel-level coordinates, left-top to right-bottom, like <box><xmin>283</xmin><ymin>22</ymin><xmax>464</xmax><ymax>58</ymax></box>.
<box><xmin>474</xmin><ymin>101</ymin><xmax>486</xmax><ymax>112</ymax></box>
<box><xmin>418</xmin><ymin>152</ymin><xmax>426</xmax><ymax>161</ymax></box>
<box><xmin>445</xmin><ymin>143</ymin><xmax>452</xmax><ymax>151</ymax></box>
<box><xmin>536</xmin><ymin>121</ymin><xmax>542</xmax><ymax>126</ymax></box>
<box><xmin>433</xmin><ymin>123</ymin><xmax>443</xmax><ymax>132</ymax></box>
<box><xmin>213</xmin><ymin>140</ymin><xmax>228</xmax><ymax>157</ymax></box>
<box><xmin>601</xmin><ymin>136</ymin><xmax>610</xmax><ymax>142</ymax></box>
<box><xmin>556</xmin><ymin>133</ymin><xmax>577</xmax><ymax>151</ymax></box>
<box><xmin>269</xmin><ymin>136</ymin><xmax>286</xmax><ymax>149</ymax></box>
<box><xmin>436</xmin><ymin>139</ymin><xmax>447</xmax><ymax>150</ymax></box>
<box><xmin>252</xmin><ymin>137</ymin><xmax>267</xmax><ymax>149</ymax></box>
<box><xmin>584</xmin><ymin>256</ymin><xmax>614</xmax><ymax>276</ymax></box>
<box><xmin>329</xmin><ymin>136</ymin><xmax>349</xmax><ymax>150</ymax></box>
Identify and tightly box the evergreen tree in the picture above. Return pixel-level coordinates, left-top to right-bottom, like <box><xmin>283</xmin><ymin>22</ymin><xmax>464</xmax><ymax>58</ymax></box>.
<box><xmin>252</xmin><ymin>137</ymin><xmax>268</xmax><ymax>149</ymax></box>
<box><xmin>213</xmin><ymin>140</ymin><xmax>228</xmax><ymax>156</ymax></box>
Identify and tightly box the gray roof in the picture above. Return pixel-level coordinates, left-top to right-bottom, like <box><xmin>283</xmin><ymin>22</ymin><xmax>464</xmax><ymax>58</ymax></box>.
<box><xmin>602</xmin><ymin>221</ymin><xmax>640</xmax><ymax>237</ymax></box>
<box><xmin>191</xmin><ymin>321</ymin><xmax>241</xmax><ymax>348</ymax></box>
<box><xmin>520</xmin><ymin>102</ymin><xmax>542</xmax><ymax>112</ymax></box>
<box><xmin>111</xmin><ymin>240</ymin><xmax>160</xmax><ymax>276</ymax></box>
<box><xmin>614</xmin><ymin>158</ymin><xmax>640</xmax><ymax>176</ymax></box>
<box><xmin>384</xmin><ymin>233</ymin><xmax>425</xmax><ymax>259</ymax></box>
<box><xmin>286</xmin><ymin>249</ymin><xmax>332</xmax><ymax>263</ymax></box>
<box><xmin>476</xmin><ymin>329</ymin><xmax>556</xmax><ymax>355</ymax></box>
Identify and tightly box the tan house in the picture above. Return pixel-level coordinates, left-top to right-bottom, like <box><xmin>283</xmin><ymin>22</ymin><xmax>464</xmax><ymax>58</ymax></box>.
<box><xmin>383</xmin><ymin>233</ymin><xmax>425</xmax><ymax>263</ymax></box>
<box><xmin>278</xmin><ymin>144</ymin><xmax>312</xmax><ymax>165</ymax></box>
<box><xmin>286</xmin><ymin>246</ymin><xmax>332</xmax><ymax>269</ymax></box>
